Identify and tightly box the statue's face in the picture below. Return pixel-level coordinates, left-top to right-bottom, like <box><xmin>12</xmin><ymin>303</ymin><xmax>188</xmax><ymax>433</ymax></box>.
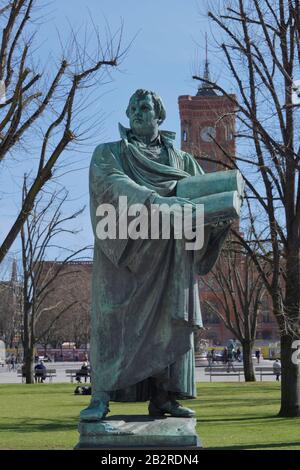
<box><xmin>128</xmin><ymin>94</ymin><xmax>159</xmax><ymax>139</ymax></box>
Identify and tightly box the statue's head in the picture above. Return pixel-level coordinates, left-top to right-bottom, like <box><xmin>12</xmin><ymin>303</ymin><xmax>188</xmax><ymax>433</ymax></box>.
<box><xmin>126</xmin><ymin>89</ymin><xmax>166</xmax><ymax>140</ymax></box>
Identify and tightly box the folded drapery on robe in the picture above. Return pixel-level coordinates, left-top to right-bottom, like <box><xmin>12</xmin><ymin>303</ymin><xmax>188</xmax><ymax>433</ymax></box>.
<box><xmin>89</xmin><ymin>125</ymin><xmax>229</xmax><ymax>401</ymax></box>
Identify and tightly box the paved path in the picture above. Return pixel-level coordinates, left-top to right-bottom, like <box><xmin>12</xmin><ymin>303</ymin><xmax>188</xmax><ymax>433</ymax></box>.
<box><xmin>195</xmin><ymin>359</ymin><xmax>278</xmax><ymax>382</ymax></box>
<box><xmin>0</xmin><ymin>359</ymin><xmax>279</xmax><ymax>384</ymax></box>
<box><xmin>0</xmin><ymin>362</ymin><xmax>86</xmax><ymax>384</ymax></box>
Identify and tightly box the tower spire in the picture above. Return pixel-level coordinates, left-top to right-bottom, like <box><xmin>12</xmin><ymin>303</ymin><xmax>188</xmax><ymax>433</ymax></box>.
<box><xmin>196</xmin><ymin>34</ymin><xmax>217</xmax><ymax>97</ymax></box>
<box><xmin>11</xmin><ymin>259</ymin><xmax>17</xmax><ymax>284</ymax></box>
<box><xmin>204</xmin><ymin>33</ymin><xmax>210</xmax><ymax>82</ymax></box>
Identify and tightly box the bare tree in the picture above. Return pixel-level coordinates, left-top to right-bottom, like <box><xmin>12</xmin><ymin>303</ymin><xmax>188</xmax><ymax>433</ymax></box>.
<box><xmin>0</xmin><ymin>259</ymin><xmax>22</xmax><ymax>348</ymax></box>
<box><xmin>0</xmin><ymin>0</ymin><xmax>125</xmax><ymax>264</ymax></box>
<box><xmin>20</xmin><ymin>182</ymin><xmax>90</xmax><ymax>383</ymax></box>
<box><xmin>202</xmin><ymin>234</ymin><xmax>266</xmax><ymax>381</ymax></box>
<box><xmin>65</xmin><ymin>280</ymin><xmax>90</xmax><ymax>350</ymax></box>
<box><xmin>35</xmin><ymin>261</ymin><xmax>92</xmax><ymax>353</ymax></box>
<box><xmin>0</xmin><ymin>279</ymin><xmax>20</xmax><ymax>348</ymax></box>
<box><xmin>193</xmin><ymin>0</ymin><xmax>300</xmax><ymax>416</ymax></box>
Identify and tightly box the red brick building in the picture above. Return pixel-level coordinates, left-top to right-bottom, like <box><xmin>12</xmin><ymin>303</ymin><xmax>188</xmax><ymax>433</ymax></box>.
<box><xmin>178</xmin><ymin>62</ymin><xmax>236</xmax><ymax>172</ymax></box>
<box><xmin>178</xmin><ymin>60</ymin><xmax>279</xmax><ymax>346</ymax></box>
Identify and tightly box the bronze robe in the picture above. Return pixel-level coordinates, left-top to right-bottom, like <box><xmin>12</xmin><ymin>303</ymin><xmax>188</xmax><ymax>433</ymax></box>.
<box><xmin>89</xmin><ymin>125</ymin><xmax>228</xmax><ymax>401</ymax></box>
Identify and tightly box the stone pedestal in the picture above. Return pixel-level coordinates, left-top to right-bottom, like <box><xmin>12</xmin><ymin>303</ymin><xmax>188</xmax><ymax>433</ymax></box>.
<box><xmin>75</xmin><ymin>415</ymin><xmax>202</xmax><ymax>449</ymax></box>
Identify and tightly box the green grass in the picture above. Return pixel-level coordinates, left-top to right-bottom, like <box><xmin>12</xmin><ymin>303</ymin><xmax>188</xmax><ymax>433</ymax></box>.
<box><xmin>0</xmin><ymin>381</ymin><xmax>299</xmax><ymax>449</ymax></box>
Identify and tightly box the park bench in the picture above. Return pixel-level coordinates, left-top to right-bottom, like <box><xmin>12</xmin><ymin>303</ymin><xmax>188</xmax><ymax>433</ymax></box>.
<box><xmin>17</xmin><ymin>368</ymin><xmax>57</xmax><ymax>383</ymax></box>
<box><xmin>65</xmin><ymin>369</ymin><xmax>91</xmax><ymax>383</ymax></box>
<box><xmin>204</xmin><ymin>366</ymin><xmax>244</xmax><ymax>382</ymax></box>
<box><xmin>195</xmin><ymin>353</ymin><xmax>206</xmax><ymax>367</ymax></box>
<box><xmin>255</xmin><ymin>367</ymin><xmax>278</xmax><ymax>381</ymax></box>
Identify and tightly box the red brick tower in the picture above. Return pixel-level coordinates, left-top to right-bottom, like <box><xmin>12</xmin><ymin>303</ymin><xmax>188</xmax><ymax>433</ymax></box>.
<box><xmin>178</xmin><ymin>52</ymin><xmax>238</xmax><ymax>346</ymax></box>
<box><xmin>178</xmin><ymin>51</ymin><xmax>236</xmax><ymax>172</ymax></box>
<box><xmin>179</xmin><ymin>72</ymin><xmax>278</xmax><ymax>345</ymax></box>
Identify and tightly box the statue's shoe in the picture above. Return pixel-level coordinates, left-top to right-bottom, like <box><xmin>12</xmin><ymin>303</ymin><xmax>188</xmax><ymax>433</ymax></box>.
<box><xmin>148</xmin><ymin>400</ymin><xmax>196</xmax><ymax>418</ymax></box>
<box><xmin>80</xmin><ymin>399</ymin><xmax>110</xmax><ymax>422</ymax></box>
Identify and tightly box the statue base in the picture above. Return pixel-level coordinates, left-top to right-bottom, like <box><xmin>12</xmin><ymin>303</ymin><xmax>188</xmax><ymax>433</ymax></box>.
<box><xmin>75</xmin><ymin>415</ymin><xmax>202</xmax><ymax>449</ymax></box>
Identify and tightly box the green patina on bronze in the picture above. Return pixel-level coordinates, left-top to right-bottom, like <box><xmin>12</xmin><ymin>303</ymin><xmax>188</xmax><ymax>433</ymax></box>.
<box><xmin>79</xmin><ymin>89</ymin><xmax>241</xmax><ymax>426</ymax></box>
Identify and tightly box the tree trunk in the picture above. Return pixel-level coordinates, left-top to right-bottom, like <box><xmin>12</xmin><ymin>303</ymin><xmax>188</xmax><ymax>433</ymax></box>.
<box><xmin>242</xmin><ymin>340</ymin><xmax>256</xmax><ymax>382</ymax></box>
<box><xmin>23</xmin><ymin>346</ymin><xmax>34</xmax><ymax>384</ymax></box>
<box><xmin>279</xmin><ymin>334</ymin><xmax>300</xmax><ymax>417</ymax></box>
<box><xmin>279</xmin><ymin>243</ymin><xmax>300</xmax><ymax>416</ymax></box>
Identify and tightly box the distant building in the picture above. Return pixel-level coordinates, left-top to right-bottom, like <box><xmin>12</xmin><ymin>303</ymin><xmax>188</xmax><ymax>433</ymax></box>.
<box><xmin>0</xmin><ymin>260</ymin><xmax>22</xmax><ymax>348</ymax></box>
<box><xmin>178</xmin><ymin>52</ymin><xmax>279</xmax><ymax>346</ymax></box>
<box><xmin>178</xmin><ymin>50</ymin><xmax>236</xmax><ymax>173</ymax></box>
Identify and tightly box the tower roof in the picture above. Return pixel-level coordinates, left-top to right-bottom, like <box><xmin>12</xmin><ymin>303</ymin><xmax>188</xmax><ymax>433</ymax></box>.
<box><xmin>196</xmin><ymin>34</ymin><xmax>217</xmax><ymax>97</ymax></box>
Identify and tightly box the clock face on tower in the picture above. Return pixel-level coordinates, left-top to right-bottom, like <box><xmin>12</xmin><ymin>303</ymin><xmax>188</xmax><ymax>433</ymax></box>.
<box><xmin>200</xmin><ymin>126</ymin><xmax>216</xmax><ymax>142</ymax></box>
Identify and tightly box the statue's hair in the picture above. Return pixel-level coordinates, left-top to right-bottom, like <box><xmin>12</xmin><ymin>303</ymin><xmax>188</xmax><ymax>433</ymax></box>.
<box><xmin>126</xmin><ymin>89</ymin><xmax>166</xmax><ymax>124</ymax></box>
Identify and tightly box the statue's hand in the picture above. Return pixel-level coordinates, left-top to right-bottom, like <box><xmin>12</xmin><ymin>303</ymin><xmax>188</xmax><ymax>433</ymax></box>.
<box><xmin>152</xmin><ymin>196</ymin><xmax>198</xmax><ymax>233</ymax></box>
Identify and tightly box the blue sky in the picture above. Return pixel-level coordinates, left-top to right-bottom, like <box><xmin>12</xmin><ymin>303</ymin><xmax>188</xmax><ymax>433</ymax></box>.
<box><xmin>51</xmin><ymin>0</ymin><xmax>215</xmax><ymax>142</ymax></box>
<box><xmin>1</xmin><ymin>0</ymin><xmax>235</xmax><ymax>267</ymax></box>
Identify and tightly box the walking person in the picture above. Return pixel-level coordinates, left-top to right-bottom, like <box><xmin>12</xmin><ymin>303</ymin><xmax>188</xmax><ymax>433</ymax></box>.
<box><xmin>206</xmin><ymin>350</ymin><xmax>213</xmax><ymax>367</ymax></box>
<box><xmin>211</xmin><ymin>349</ymin><xmax>216</xmax><ymax>363</ymax></box>
<box><xmin>273</xmin><ymin>359</ymin><xmax>281</xmax><ymax>381</ymax></box>
<box><xmin>226</xmin><ymin>348</ymin><xmax>236</xmax><ymax>372</ymax></box>
<box><xmin>10</xmin><ymin>354</ymin><xmax>16</xmax><ymax>371</ymax></box>
<box><xmin>255</xmin><ymin>349</ymin><xmax>261</xmax><ymax>364</ymax></box>
<box><xmin>223</xmin><ymin>347</ymin><xmax>228</xmax><ymax>365</ymax></box>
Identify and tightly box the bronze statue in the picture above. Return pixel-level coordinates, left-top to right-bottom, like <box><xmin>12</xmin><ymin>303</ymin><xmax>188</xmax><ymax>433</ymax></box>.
<box><xmin>80</xmin><ymin>89</ymin><xmax>242</xmax><ymax>423</ymax></box>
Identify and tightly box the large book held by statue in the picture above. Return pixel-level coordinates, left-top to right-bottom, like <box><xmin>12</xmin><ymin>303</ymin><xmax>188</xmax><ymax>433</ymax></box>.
<box><xmin>192</xmin><ymin>191</ymin><xmax>242</xmax><ymax>225</ymax></box>
<box><xmin>176</xmin><ymin>170</ymin><xmax>245</xmax><ymax>225</ymax></box>
<box><xmin>176</xmin><ymin>169</ymin><xmax>245</xmax><ymax>200</ymax></box>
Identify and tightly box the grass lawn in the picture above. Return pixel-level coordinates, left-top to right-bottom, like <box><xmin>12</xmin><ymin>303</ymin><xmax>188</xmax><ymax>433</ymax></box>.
<box><xmin>0</xmin><ymin>381</ymin><xmax>299</xmax><ymax>450</ymax></box>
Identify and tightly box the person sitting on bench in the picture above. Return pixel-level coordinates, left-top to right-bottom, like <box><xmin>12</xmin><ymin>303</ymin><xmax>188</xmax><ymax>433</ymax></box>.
<box><xmin>35</xmin><ymin>360</ymin><xmax>46</xmax><ymax>383</ymax></box>
<box><xmin>76</xmin><ymin>362</ymin><xmax>89</xmax><ymax>383</ymax></box>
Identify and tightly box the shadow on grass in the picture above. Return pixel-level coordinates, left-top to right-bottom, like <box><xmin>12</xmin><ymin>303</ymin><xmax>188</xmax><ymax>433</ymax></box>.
<box><xmin>207</xmin><ymin>441</ymin><xmax>300</xmax><ymax>450</ymax></box>
<box><xmin>0</xmin><ymin>386</ymin><xmax>74</xmax><ymax>397</ymax></box>
<box><xmin>197</xmin><ymin>384</ymin><xmax>279</xmax><ymax>393</ymax></box>
<box><xmin>0</xmin><ymin>418</ymin><xmax>78</xmax><ymax>434</ymax></box>
<box><xmin>197</xmin><ymin>399</ymin><xmax>279</xmax><ymax>407</ymax></box>
<box><xmin>196</xmin><ymin>414</ymin><xmax>292</xmax><ymax>424</ymax></box>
